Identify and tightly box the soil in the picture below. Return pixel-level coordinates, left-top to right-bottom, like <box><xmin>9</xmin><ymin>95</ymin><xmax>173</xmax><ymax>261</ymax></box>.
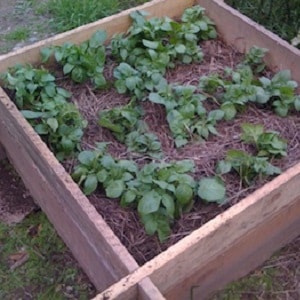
<box><xmin>0</xmin><ymin>158</ymin><xmax>38</xmax><ymax>224</ymax></box>
<box><xmin>55</xmin><ymin>38</ymin><xmax>300</xmax><ymax>265</ymax></box>
<box><xmin>0</xmin><ymin>0</ymin><xmax>53</xmax><ymax>55</ymax></box>
<box><xmin>0</xmin><ymin>1</ymin><xmax>299</xmax><ymax>299</ymax></box>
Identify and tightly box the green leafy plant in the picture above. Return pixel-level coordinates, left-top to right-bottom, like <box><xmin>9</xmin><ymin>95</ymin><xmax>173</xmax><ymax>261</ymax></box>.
<box><xmin>199</xmin><ymin>61</ymin><xmax>300</xmax><ymax>119</ymax></box>
<box><xmin>259</xmin><ymin>70</ymin><xmax>300</xmax><ymax>116</ymax></box>
<box><xmin>197</xmin><ymin>176</ymin><xmax>226</xmax><ymax>204</ymax></box>
<box><xmin>239</xmin><ymin>46</ymin><xmax>268</xmax><ymax>74</ymax></box>
<box><xmin>113</xmin><ymin>62</ymin><xmax>166</xmax><ymax>100</ymax></box>
<box><xmin>72</xmin><ymin>142</ymin><xmax>138</xmax><ymax>196</ymax></box>
<box><xmin>149</xmin><ymin>83</ymin><xmax>224</xmax><ymax>147</ymax></box>
<box><xmin>98</xmin><ymin>100</ymin><xmax>143</xmax><ymax>142</ymax></box>
<box><xmin>217</xmin><ymin>149</ymin><xmax>281</xmax><ymax>185</ymax></box>
<box><xmin>110</xmin><ymin>5</ymin><xmax>217</xmax><ymax>100</ymax></box>
<box><xmin>1</xmin><ymin>64</ymin><xmax>87</xmax><ymax>160</ymax></box>
<box><xmin>111</xmin><ymin>5</ymin><xmax>215</xmax><ymax>70</ymax></box>
<box><xmin>240</xmin><ymin>123</ymin><xmax>287</xmax><ymax>157</ymax></box>
<box><xmin>73</xmin><ymin>144</ymin><xmax>198</xmax><ymax>241</ymax></box>
<box><xmin>98</xmin><ymin>100</ymin><xmax>162</xmax><ymax>157</ymax></box>
<box><xmin>41</xmin><ymin>31</ymin><xmax>107</xmax><ymax>88</ymax></box>
<box><xmin>125</xmin><ymin>131</ymin><xmax>162</xmax><ymax>158</ymax></box>
<box><xmin>133</xmin><ymin>160</ymin><xmax>197</xmax><ymax>241</ymax></box>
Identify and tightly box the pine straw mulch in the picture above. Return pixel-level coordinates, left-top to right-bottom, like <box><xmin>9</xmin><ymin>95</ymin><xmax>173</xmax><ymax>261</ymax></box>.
<box><xmin>55</xmin><ymin>38</ymin><xmax>300</xmax><ymax>266</ymax></box>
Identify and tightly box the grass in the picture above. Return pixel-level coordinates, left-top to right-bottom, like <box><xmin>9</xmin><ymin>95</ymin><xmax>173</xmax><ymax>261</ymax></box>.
<box><xmin>46</xmin><ymin>0</ymin><xmax>150</xmax><ymax>32</ymax></box>
<box><xmin>4</xmin><ymin>28</ymin><xmax>30</xmax><ymax>42</ymax></box>
<box><xmin>212</xmin><ymin>268</ymin><xmax>278</xmax><ymax>299</ymax></box>
<box><xmin>0</xmin><ymin>211</ymin><xmax>95</xmax><ymax>299</ymax></box>
<box><xmin>225</xmin><ymin>0</ymin><xmax>300</xmax><ymax>43</ymax></box>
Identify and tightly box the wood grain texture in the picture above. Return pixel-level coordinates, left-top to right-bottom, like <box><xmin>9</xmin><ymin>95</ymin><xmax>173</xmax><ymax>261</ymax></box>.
<box><xmin>94</xmin><ymin>163</ymin><xmax>300</xmax><ymax>299</ymax></box>
<box><xmin>0</xmin><ymin>144</ymin><xmax>6</xmax><ymax>160</ymax></box>
<box><xmin>138</xmin><ymin>278</ymin><xmax>166</xmax><ymax>300</ymax></box>
<box><xmin>0</xmin><ymin>88</ymin><xmax>138</xmax><ymax>291</ymax></box>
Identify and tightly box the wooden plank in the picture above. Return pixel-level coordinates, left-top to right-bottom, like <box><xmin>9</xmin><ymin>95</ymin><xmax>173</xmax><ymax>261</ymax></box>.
<box><xmin>0</xmin><ymin>144</ymin><xmax>6</xmax><ymax>160</ymax></box>
<box><xmin>0</xmin><ymin>88</ymin><xmax>139</xmax><ymax>290</ymax></box>
<box><xmin>94</xmin><ymin>163</ymin><xmax>300</xmax><ymax>299</ymax></box>
<box><xmin>164</xmin><ymin>195</ymin><xmax>300</xmax><ymax>299</ymax></box>
<box><xmin>198</xmin><ymin>0</ymin><xmax>300</xmax><ymax>82</ymax></box>
<box><xmin>0</xmin><ymin>0</ymin><xmax>194</xmax><ymax>73</ymax></box>
<box><xmin>138</xmin><ymin>278</ymin><xmax>166</xmax><ymax>300</ymax></box>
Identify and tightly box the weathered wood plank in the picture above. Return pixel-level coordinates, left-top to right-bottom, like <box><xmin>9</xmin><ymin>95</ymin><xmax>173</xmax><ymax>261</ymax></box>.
<box><xmin>94</xmin><ymin>163</ymin><xmax>300</xmax><ymax>299</ymax></box>
<box><xmin>138</xmin><ymin>278</ymin><xmax>166</xmax><ymax>300</ymax></box>
<box><xmin>0</xmin><ymin>144</ymin><xmax>6</xmax><ymax>160</ymax></box>
<box><xmin>0</xmin><ymin>0</ymin><xmax>194</xmax><ymax>73</ymax></box>
<box><xmin>0</xmin><ymin>88</ymin><xmax>139</xmax><ymax>290</ymax></box>
<box><xmin>199</xmin><ymin>0</ymin><xmax>300</xmax><ymax>82</ymax></box>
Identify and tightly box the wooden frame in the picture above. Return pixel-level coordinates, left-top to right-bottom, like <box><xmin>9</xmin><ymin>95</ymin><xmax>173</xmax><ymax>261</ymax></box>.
<box><xmin>0</xmin><ymin>0</ymin><xmax>299</xmax><ymax>299</ymax></box>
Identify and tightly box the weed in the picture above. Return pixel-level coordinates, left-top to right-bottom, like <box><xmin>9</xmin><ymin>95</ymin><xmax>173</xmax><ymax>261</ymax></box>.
<box><xmin>4</xmin><ymin>28</ymin><xmax>30</xmax><ymax>42</ymax></box>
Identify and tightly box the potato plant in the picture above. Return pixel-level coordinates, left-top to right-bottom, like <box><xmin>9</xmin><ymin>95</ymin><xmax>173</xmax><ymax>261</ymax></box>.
<box><xmin>0</xmin><ymin>64</ymin><xmax>87</xmax><ymax>160</ymax></box>
<box><xmin>72</xmin><ymin>143</ymin><xmax>226</xmax><ymax>241</ymax></box>
<box><xmin>2</xmin><ymin>6</ymin><xmax>298</xmax><ymax>242</ymax></box>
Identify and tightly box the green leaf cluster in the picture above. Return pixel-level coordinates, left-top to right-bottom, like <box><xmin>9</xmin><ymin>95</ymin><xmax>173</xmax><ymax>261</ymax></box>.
<box><xmin>72</xmin><ymin>143</ymin><xmax>138</xmax><ymax>196</ymax></box>
<box><xmin>259</xmin><ymin>70</ymin><xmax>300</xmax><ymax>117</ymax></box>
<box><xmin>133</xmin><ymin>160</ymin><xmax>197</xmax><ymax>241</ymax></box>
<box><xmin>113</xmin><ymin>62</ymin><xmax>167</xmax><ymax>99</ymax></box>
<box><xmin>199</xmin><ymin>47</ymin><xmax>300</xmax><ymax>118</ymax></box>
<box><xmin>98</xmin><ymin>100</ymin><xmax>142</xmax><ymax>142</ymax></box>
<box><xmin>41</xmin><ymin>31</ymin><xmax>107</xmax><ymax>88</ymax></box>
<box><xmin>110</xmin><ymin>5</ymin><xmax>216</xmax><ymax>99</ymax></box>
<box><xmin>98</xmin><ymin>100</ymin><xmax>162</xmax><ymax>157</ymax></box>
<box><xmin>216</xmin><ymin>122</ymin><xmax>286</xmax><ymax>185</ymax></box>
<box><xmin>73</xmin><ymin>144</ymin><xmax>197</xmax><ymax>241</ymax></box>
<box><xmin>239</xmin><ymin>46</ymin><xmax>268</xmax><ymax>74</ymax></box>
<box><xmin>149</xmin><ymin>83</ymin><xmax>224</xmax><ymax>147</ymax></box>
<box><xmin>240</xmin><ymin>123</ymin><xmax>287</xmax><ymax>157</ymax></box>
<box><xmin>126</xmin><ymin>131</ymin><xmax>162</xmax><ymax>158</ymax></box>
<box><xmin>111</xmin><ymin>5</ymin><xmax>215</xmax><ymax>68</ymax></box>
<box><xmin>1</xmin><ymin>64</ymin><xmax>86</xmax><ymax>160</ymax></box>
<box><xmin>217</xmin><ymin>149</ymin><xmax>281</xmax><ymax>186</ymax></box>
<box><xmin>73</xmin><ymin>143</ymin><xmax>228</xmax><ymax>241</ymax></box>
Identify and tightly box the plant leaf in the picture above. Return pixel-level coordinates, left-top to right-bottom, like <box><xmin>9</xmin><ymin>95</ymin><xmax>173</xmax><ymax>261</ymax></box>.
<box><xmin>83</xmin><ymin>174</ymin><xmax>98</xmax><ymax>195</ymax></box>
<box><xmin>198</xmin><ymin>177</ymin><xmax>226</xmax><ymax>203</ymax></box>
<box><xmin>138</xmin><ymin>190</ymin><xmax>161</xmax><ymax>215</ymax></box>
<box><xmin>175</xmin><ymin>183</ymin><xmax>193</xmax><ymax>205</ymax></box>
<box><xmin>105</xmin><ymin>180</ymin><xmax>125</xmax><ymax>198</ymax></box>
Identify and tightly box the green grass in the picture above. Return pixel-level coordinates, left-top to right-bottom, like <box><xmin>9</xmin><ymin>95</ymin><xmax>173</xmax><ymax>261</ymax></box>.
<box><xmin>0</xmin><ymin>212</ymin><xmax>95</xmax><ymax>299</ymax></box>
<box><xmin>212</xmin><ymin>268</ymin><xmax>278</xmax><ymax>300</ymax></box>
<box><xmin>46</xmin><ymin>0</ymin><xmax>149</xmax><ymax>33</ymax></box>
<box><xmin>225</xmin><ymin>0</ymin><xmax>300</xmax><ymax>43</ymax></box>
<box><xmin>4</xmin><ymin>28</ymin><xmax>30</xmax><ymax>41</ymax></box>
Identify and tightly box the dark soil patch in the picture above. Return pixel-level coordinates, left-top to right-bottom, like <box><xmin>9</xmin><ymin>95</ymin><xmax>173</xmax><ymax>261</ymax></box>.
<box><xmin>0</xmin><ymin>158</ymin><xmax>37</xmax><ymax>224</ymax></box>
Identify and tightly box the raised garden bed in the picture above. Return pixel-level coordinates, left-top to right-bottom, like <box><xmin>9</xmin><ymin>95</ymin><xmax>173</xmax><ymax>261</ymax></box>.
<box><xmin>0</xmin><ymin>0</ymin><xmax>300</xmax><ymax>299</ymax></box>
